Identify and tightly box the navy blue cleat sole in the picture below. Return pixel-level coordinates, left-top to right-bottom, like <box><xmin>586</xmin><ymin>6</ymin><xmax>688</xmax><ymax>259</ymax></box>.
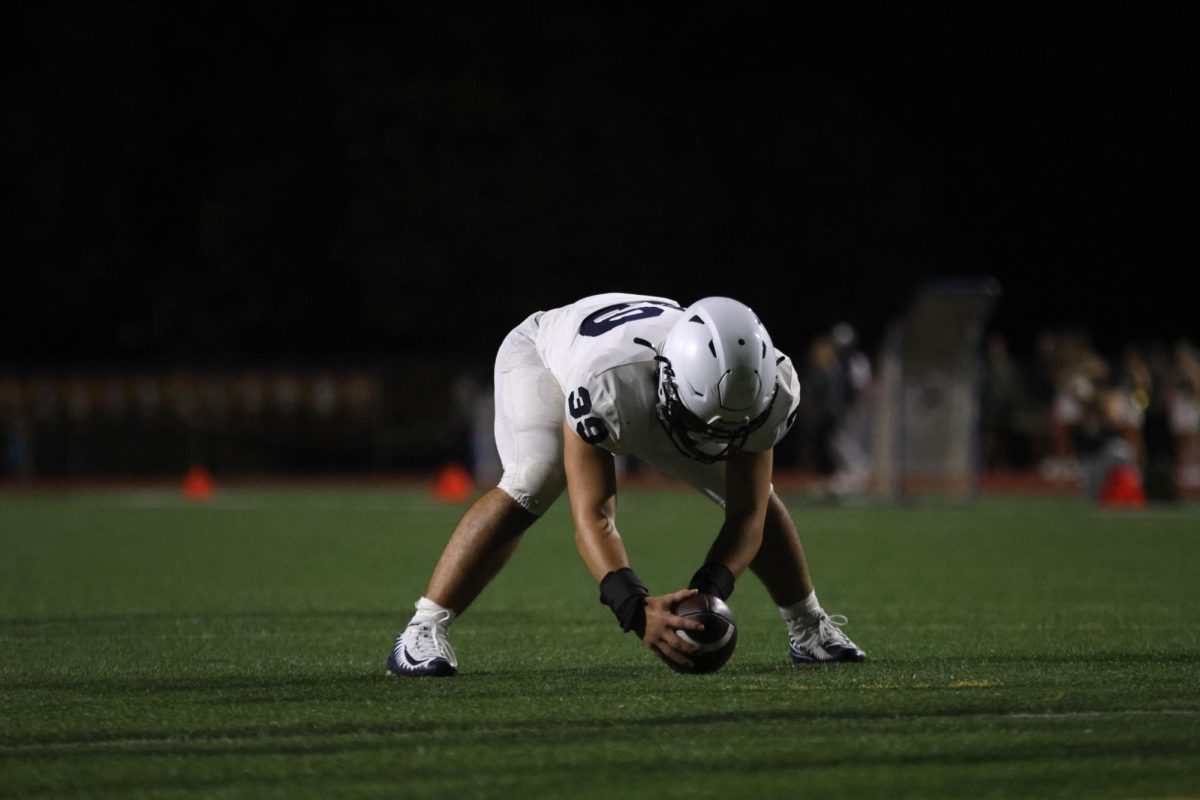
<box><xmin>386</xmin><ymin>652</ymin><xmax>457</xmax><ymax>678</ymax></box>
<box><xmin>791</xmin><ymin>645</ymin><xmax>867</xmax><ymax>664</ymax></box>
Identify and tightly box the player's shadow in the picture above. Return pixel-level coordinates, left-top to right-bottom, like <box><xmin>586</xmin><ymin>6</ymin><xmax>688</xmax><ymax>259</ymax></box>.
<box><xmin>11</xmin><ymin>709</ymin><xmax>1198</xmax><ymax>770</ymax></box>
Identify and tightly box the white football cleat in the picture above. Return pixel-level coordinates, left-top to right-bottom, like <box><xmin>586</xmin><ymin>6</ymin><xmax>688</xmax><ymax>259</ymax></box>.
<box><xmin>386</xmin><ymin>610</ymin><xmax>458</xmax><ymax>677</ymax></box>
<box><xmin>788</xmin><ymin>612</ymin><xmax>866</xmax><ymax>664</ymax></box>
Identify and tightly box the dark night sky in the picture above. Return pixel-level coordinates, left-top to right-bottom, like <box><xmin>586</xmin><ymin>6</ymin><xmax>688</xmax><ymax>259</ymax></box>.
<box><xmin>4</xmin><ymin>4</ymin><xmax>1198</xmax><ymax>368</ymax></box>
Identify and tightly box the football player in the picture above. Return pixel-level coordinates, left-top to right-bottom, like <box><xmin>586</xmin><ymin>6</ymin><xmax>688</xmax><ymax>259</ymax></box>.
<box><xmin>388</xmin><ymin>293</ymin><xmax>866</xmax><ymax>676</ymax></box>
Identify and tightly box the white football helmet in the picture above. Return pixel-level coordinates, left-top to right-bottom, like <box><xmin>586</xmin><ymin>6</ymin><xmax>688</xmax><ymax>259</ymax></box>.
<box><xmin>656</xmin><ymin>297</ymin><xmax>779</xmax><ymax>462</ymax></box>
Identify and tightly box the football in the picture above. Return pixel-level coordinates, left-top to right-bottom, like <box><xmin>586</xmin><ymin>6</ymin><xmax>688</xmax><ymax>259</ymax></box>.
<box><xmin>668</xmin><ymin>593</ymin><xmax>738</xmax><ymax>674</ymax></box>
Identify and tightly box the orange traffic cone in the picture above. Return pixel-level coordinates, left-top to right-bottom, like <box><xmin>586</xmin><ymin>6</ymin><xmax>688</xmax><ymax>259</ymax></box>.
<box><xmin>182</xmin><ymin>464</ymin><xmax>215</xmax><ymax>502</ymax></box>
<box><xmin>1098</xmin><ymin>464</ymin><xmax>1146</xmax><ymax>508</ymax></box>
<box><xmin>432</xmin><ymin>462</ymin><xmax>473</xmax><ymax>502</ymax></box>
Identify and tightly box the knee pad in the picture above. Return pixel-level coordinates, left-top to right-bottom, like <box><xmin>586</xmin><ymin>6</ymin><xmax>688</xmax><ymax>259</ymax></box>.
<box><xmin>498</xmin><ymin>460</ymin><xmax>566</xmax><ymax>517</ymax></box>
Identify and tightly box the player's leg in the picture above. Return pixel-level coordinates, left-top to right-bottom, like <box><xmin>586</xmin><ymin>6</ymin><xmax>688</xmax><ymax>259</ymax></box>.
<box><xmin>748</xmin><ymin>492</ymin><xmax>813</xmax><ymax>606</ymax></box>
<box><xmin>423</xmin><ymin>489</ymin><xmax>538</xmax><ymax>614</ymax></box>
<box><xmin>643</xmin><ymin>446</ymin><xmax>865</xmax><ymax>664</ymax></box>
<box><xmin>387</xmin><ymin>489</ymin><xmax>537</xmax><ymax>678</ymax></box>
<box><xmin>753</xmin><ymin>493</ymin><xmax>865</xmax><ymax>663</ymax></box>
<box><xmin>388</xmin><ymin>314</ymin><xmax>567</xmax><ymax>678</ymax></box>
<box><xmin>429</xmin><ymin>338</ymin><xmax>568</xmax><ymax>614</ymax></box>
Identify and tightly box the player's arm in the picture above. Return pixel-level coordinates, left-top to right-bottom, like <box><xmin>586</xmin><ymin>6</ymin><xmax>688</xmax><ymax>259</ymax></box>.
<box><xmin>563</xmin><ymin>417</ymin><xmax>625</xmax><ymax>581</ymax></box>
<box><xmin>689</xmin><ymin>447</ymin><xmax>774</xmax><ymax>599</ymax></box>
<box><xmin>562</xmin><ymin>419</ymin><xmax>701</xmax><ymax>666</ymax></box>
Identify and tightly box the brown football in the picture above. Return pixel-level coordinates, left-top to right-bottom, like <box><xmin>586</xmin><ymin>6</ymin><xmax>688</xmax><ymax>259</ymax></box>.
<box><xmin>669</xmin><ymin>593</ymin><xmax>738</xmax><ymax>674</ymax></box>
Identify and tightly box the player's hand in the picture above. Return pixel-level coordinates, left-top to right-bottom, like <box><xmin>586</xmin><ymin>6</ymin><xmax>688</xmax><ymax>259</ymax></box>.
<box><xmin>642</xmin><ymin>588</ymin><xmax>704</xmax><ymax>668</ymax></box>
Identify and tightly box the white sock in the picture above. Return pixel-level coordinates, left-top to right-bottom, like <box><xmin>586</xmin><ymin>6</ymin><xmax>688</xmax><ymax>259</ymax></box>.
<box><xmin>413</xmin><ymin>596</ymin><xmax>457</xmax><ymax>626</ymax></box>
<box><xmin>779</xmin><ymin>591</ymin><xmax>822</xmax><ymax>624</ymax></box>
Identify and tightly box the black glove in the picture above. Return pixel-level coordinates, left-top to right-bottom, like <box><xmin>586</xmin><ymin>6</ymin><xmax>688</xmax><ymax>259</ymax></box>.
<box><xmin>688</xmin><ymin>561</ymin><xmax>735</xmax><ymax>600</ymax></box>
<box><xmin>599</xmin><ymin>567</ymin><xmax>649</xmax><ymax>637</ymax></box>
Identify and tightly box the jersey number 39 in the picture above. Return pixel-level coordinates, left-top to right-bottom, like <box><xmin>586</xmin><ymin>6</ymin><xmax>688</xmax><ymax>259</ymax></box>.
<box><xmin>567</xmin><ymin>387</ymin><xmax>608</xmax><ymax>445</ymax></box>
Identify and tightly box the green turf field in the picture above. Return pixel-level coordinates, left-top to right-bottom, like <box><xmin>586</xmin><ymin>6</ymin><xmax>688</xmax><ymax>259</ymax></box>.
<box><xmin>1</xmin><ymin>487</ymin><xmax>1198</xmax><ymax>798</ymax></box>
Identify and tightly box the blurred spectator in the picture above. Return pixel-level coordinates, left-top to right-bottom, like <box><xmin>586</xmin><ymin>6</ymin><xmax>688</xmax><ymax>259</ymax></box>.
<box><xmin>799</xmin><ymin>336</ymin><xmax>843</xmax><ymax>476</ymax></box>
<box><xmin>65</xmin><ymin>379</ymin><xmax>93</xmax><ymax>424</ymax></box>
<box><xmin>1171</xmin><ymin>339</ymin><xmax>1200</xmax><ymax>489</ymax></box>
<box><xmin>200</xmin><ymin>375</ymin><xmax>230</xmax><ymax>427</ymax></box>
<box><xmin>450</xmin><ymin>369</ymin><xmax>502</xmax><ymax>485</ymax></box>
<box><xmin>310</xmin><ymin>374</ymin><xmax>338</xmax><ymax>420</ymax></box>
<box><xmin>980</xmin><ymin>332</ymin><xmax>1026</xmax><ymax>471</ymax></box>
<box><xmin>1112</xmin><ymin>346</ymin><xmax>1150</xmax><ymax>464</ymax></box>
<box><xmin>1140</xmin><ymin>342</ymin><xmax>1179</xmax><ymax>502</ymax></box>
<box><xmin>1040</xmin><ymin>331</ymin><xmax>1104</xmax><ymax>482</ymax></box>
<box><xmin>793</xmin><ymin>324</ymin><xmax>874</xmax><ymax>494</ymax></box>
<box><xmin>135</xmin><ymin>376</ymin><xmax>163</xmax><ymax>426</ymax></box>
<box><xmin>1020</xmin><ymin>329</ymin><xmax>1060</xmax><ymax>470</ymax></box>
<box><xmin>1074</xmin><ymin>375</ymin><xmax>1145</xmax><ymax>505</ymax></box>
<box><xmin>270</xmin><ymin>372</ymin><xmax>302</xmax><ymax>420</ymax></box>
<box><xmin>827</xmin><ymin>322</ymin><xmax>873</xmax><ymax>495</ymax></box>
<box><xmin>1033</xmin><ymin>336</ymin><xmax>1156</xmax><ymax>505</ymax></box>
<box><xmin>31</xmin><ymin>379</ymin><xmax>60</xmax><ymax>423</ymax></box>
<box><xmin>100</xmin><ymin>378</ymin><xmax>127</xmax><ymax>421</ymax></box>
<box><xmin>165</xmin><ymin>372</ymin><xmax>199</xmax><ymax>426</ymax></box>
<box><xmin>1</xmin><ymin>378</ymin><xmax>33</xmax><ymax>480</ymax></box>
<box><xmin>831</xmin><ymin>322</ymin><xmax>872</xmax><ymax>407</ymax></box>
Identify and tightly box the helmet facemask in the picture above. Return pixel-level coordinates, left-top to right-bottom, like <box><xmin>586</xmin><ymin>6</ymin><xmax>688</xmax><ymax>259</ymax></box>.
<box><xmin>653</xmin><ymin>297</ymin><xmax>782</xmax><ymax>463</ymax></box>
<box><xmin>655</xmin><ymin>355</ymin><xmax>777</xmax><ymax>464</ymax></box>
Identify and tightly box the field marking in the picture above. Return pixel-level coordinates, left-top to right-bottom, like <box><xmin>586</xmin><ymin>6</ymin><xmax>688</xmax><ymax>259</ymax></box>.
<box><xmin>1005</xmin><ymin>709</ymin><xmax>1200</xmax><ymax>719</ymax></box>
<box><xmin>847</xmin><ymin>680</ymin><xmax>1001</xmax><ymax>690</ymax></box>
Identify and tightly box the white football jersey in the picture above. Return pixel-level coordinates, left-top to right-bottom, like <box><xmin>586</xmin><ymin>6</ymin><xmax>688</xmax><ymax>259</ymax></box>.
<box><xmin>535</xmin><ymin>293</ymin><xmax>800</xmax><ymax>459</ymax></box>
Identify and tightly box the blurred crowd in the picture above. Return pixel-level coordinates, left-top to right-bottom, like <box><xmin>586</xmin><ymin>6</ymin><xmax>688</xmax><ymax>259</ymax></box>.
<box><xmin>2</xmin><ymin>328</ymin><xmax>1197</xmax><ymax>502</ymax></box>
<box><xmin>782</xmin><ymin>323</ymin><xmax>874</xmax><ymax>494</ymax></box>
<box><xmin>782</xmin><ymin>323</ymin><xmax>1200</xmax><ymax>502</ymax></box>
<box><xmin>980</xmin><ymin>330</ymin><xmax>1200</xmax><ymax>499</ymax></box>
<box><xmin>0</xmin><ymin>369</ymin><xmax>386</xmax><ymax>477</ymax></box>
